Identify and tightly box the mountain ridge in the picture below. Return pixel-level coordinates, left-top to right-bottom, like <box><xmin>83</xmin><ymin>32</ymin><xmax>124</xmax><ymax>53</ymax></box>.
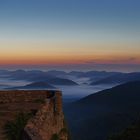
<box><xmin>64</xmin><ymin>81</ymin><xmax>140</xmax><ymax>140</ymax></box>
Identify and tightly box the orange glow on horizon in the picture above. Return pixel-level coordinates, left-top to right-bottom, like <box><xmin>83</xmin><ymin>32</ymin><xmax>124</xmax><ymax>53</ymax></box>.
<box><xmin>0</xmin><ymin>53</ymin><xmax>140</xmax><ymax>65</ymax></box>
<box><xmin>0</xmin><ymin>40</ymin><xmax>140</xmax><ymax>65</ymax></box>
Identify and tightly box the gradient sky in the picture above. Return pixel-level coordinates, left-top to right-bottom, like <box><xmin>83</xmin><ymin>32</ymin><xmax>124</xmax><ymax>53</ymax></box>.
<box><xmin>0</xmin><ymin>0</ymin><xmax>140</xmax><ymax>71</ymax></box>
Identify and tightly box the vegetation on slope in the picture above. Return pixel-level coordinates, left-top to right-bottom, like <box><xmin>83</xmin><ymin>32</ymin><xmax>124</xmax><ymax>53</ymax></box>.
<box><xmin>4</xmin><ymin>112</ymin><xmax>33</xmax><ymax>140</ymax></box>
<box><xmin>64</xmin><ymin>81</ymin><xmax>140</xmax><ymax>140</ymax></box>
<box><xmin>109</xmin><ymin>119</ymin><xmax>140</xmax><ymax>140</ymax></box>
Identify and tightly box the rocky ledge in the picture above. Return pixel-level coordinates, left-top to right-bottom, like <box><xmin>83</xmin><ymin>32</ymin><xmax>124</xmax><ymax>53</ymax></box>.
<box><xmin>0</xmin><ymin>90</ymin><xmax>68</xmax><ymax>140</ymax></box>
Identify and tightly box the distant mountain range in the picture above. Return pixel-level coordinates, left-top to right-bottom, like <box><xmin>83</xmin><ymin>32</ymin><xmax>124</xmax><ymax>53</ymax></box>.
<box><xmin>64</xmin><ymin>81</ymin><xmax>140</xmax><ymax>140</ymax></box>
<box><xmin>7</xmin><ymin>77</ymin><xmax>78</xmax><ymax>90</ymax></box>
<box><xmin>0</xmin><ymin>69</ymin><xmax>120</xmax><ymax>79</ymax></box>
<box><xmin>91</xmin><ymin>72</ymin><xmax>140</xmax><ymax>85</ymax></box>
<box><xmin>0</xmin><ymin>70</ymin><xmax>78</xmax><ymax>86</ymax></box>
<box><xmin>69</xmin><ymin>71</ymin><xmax>120</xmax><ymax>79</ymax></box>
<box><xmin>1</xmin><ymin>69</ymin><xmax>140</xmax><ymax>86</ymax></box>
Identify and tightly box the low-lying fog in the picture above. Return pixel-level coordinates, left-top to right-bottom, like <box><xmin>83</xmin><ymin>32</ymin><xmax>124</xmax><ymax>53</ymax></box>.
<box><xmin>59</xmin><ymin>77</ymin><xmax>115</xmax><ymax>101</ymax></box>
<box><xmin>0</xmin><ymin>78</ymin><xmax>30</xmax><ymax>88</ymax></box>
<box><xmin>0</xmin><ymin>77</ymin><xmax>115</xmax><ymax>102</ymax></box>
<box><xmin>58</xmin><ymin>84</ymin><xmax>114</xmax><ymax>102</ymax></box>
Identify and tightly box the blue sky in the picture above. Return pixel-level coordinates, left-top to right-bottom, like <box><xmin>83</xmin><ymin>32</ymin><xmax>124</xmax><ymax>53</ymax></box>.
<box><xmin>0</xmin><ymin>0</ymin><xmax>140</xmax><ymax>71</ymax></box>
<box><xmin>0</xmin><ymin>0</ymin><xmax>140</xmax><ymax>41</ymax></box>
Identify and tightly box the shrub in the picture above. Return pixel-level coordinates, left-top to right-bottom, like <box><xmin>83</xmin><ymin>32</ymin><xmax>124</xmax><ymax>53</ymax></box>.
<box><xmin>4</xmin><ymin>112</ymin><xmax>33</xmax><ymax>140</ymax></box>
<box><xmin>50</xmin><ymin>134</ymin><xmax>59</xmax><ymax>140</ymax></box>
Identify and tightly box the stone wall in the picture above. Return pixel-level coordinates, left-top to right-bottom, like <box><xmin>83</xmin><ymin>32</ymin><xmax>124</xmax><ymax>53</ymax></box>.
<box><xmin>23</xmin><ymin>91</ymin><xmax>68</xmax><ymax>140</ymax></box>
<box><xmin>0</xmin><ymin>90</ymin><xmax>68</xmax><ymax>140</ymax></box>
<box><xmin>0</xmin><ymin>90</ymin><xmax>58</xmax><ymax>103</ymax></box>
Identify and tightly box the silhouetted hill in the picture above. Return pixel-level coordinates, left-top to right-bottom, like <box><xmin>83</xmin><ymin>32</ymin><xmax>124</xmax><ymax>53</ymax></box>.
<box><xmin>64</xmin><ymin>81</ymin><xmax>140</xmax><ymax>140</ymax></box>
<box><xmin>91</xmin><ymin>72</ymin><xmax>140</xmax><ymax>85</ymax></box>
<box><xmin>4</xmin><ymin>70</ymin><xmax>78</xmax><ymax>86</ymax></box>
<box><xmin>46</xmin><ymin>78</ymin><xmax>78</xmax><ymax>86</ymax></box>
<box><xmin>24</xmin><ymin>82</ymin><xmax>56</xmax><ymax>89</ymax></box>
<box><xmin>8</xmin><ymin>82</ymin><xmax>56</xmax><ymax>90</ymax></box>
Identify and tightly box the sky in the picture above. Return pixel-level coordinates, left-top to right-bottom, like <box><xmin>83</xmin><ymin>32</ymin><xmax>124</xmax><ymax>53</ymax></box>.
<box><xmin>0</xmin><ymin>0</ymin><xmax>140</xmax><ymax>72</ymax></box>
